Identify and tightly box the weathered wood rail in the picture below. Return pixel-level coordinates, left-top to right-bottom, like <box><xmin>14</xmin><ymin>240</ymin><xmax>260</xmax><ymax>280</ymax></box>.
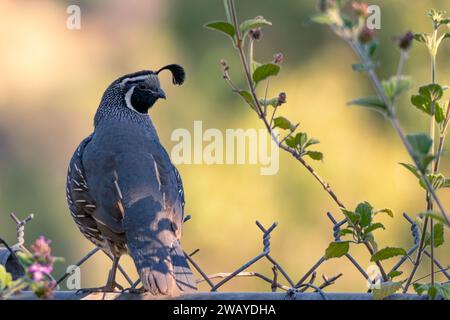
<box><xmin>9</xmin><ymin>291</ymin><xmax>428</xmax><ymax>300</ymax></box>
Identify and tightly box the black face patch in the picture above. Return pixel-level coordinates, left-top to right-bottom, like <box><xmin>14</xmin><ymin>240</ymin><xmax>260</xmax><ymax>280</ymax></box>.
<box><xmin>130</xmin><ymin>86</ymin><xmax>159</xmax><ymax>113</ymax></box>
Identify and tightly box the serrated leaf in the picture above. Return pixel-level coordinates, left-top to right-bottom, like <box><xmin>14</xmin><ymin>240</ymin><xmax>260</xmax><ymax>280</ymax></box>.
<box><xmin>339</xmin><ymin>229</ymin><xmax>354</xmax><ymax>237</ymax></box>
<box><xmin>411</xmin><ymin>94</ymin><xmax>431</xmax><ymax>115</ymax></box>
<box><xmin>387</xmin><ymin>270</ymin><xmax>403</xmax><ymax>280</ymax></box>
<box><xmin>204</xmin><ymin>21</ymin><xmax>236</xmax><ymax>39</ymax></box>
<box><xmin>364</xmin><ymin>222</ymin><xmax>385</xmax><ymax>234</ymax></box>
<box><xmin>348</xmin><ymin>96</ymin><xmax>387</xmax><ymax>114</ymax></box>
<box><xmin>382</xmin><ymin>76</ymin><xmax>411</xmax><ymax>102</ymax></box>
<box><xmin>371</xmin><ymin>247</ymin><xmax>406</xmax><ymax>262</ymax></box>
<box><xmin>324</xmin><ymin>241</ymin><xmax>350</xmax><ymax>260</ymax></box>
<box><xmin>419</xmin><ymin>84</ymin><xmax>443</xmax><ymax>102</ymax></box>
<box><xmin>372</xmin><ymin>281</ymin><xmax>403</xmax><ymax>300</ymax></box>
<box><xmin>273</xmin><ymin>116</ymin><xmax>293</xmax><ymax>130</ymax></box>
<box><xmin>297</xmin><ymin>132</ymin><xmax>308</xmax><ymax>148</ymax></box>
<box><xmin>285</xmin><ymin>136</ymin><xmax>297</xmax><ymax>148</ymax></box>
<box><xmin>342</xmin><ymin>209</ymin><xmax>359</xmax><ymax>225</ymax></box>
<box><xmin>414</xmin><ymin>283</ymin><xmax>450</xmax><ymax>300</ymax></box>
<box><xmin>304</xmin><ymin>138</ymin><xmax>320</xmax><ymax>149</ymax></box>
<box><xmin>236</xmin><ymin>90</ymin><xmax>257</xmax><ymax>111</ymax></box>
<box><xmin>406</xmin><ymin>133</ymin><xmax>433</xmax><ymax>171</ymax></box>
<box><xmin>356</xmin><ymin>202</ymin><xmax>373</xmax><ymax>228</ymax></box>
<box><xmin>306</xmin><ymin>151</ymin><xmax>323</xmax><ymax>161</ymax></box>
<box><xmin>374</xmin><ymin>208</ymin><xmax>394</xmax><ymax>218</ymax></box>
<box><xmin>240</xmin><ymin>17</ymin><xmax>272</xmax><ymax>36</ymax></box>
<box><xmin>252</xmin><ymin>63</ymin><xmax>280</xmax><ymax>85</ymax></box>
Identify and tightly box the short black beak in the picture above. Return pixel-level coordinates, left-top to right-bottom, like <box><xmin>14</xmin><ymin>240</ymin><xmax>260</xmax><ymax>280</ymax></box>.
<box><xmin>155</xmin><ymin>88</ymin><xmax>166</xmax><ymax>99</ymax></box>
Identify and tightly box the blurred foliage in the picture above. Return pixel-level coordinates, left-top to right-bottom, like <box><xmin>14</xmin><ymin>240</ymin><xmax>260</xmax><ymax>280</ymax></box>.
<box><xmin>0</xmin><ymin>0</ymin><xmax>449</xmax><ymax>292</ymax></box>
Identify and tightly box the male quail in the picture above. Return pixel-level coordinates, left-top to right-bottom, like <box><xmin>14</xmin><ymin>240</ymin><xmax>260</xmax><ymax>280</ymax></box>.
<box><xmin>66</xmin><ymin>65</ymin><xmax>196</xmax><ymax>295</ymax></box>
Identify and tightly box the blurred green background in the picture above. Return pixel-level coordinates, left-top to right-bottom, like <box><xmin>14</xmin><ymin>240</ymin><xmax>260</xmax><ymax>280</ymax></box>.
<box><xmin>0</xmin><ymin>0</ymin><xmax>449</xmax><ymax>292</ymax></box>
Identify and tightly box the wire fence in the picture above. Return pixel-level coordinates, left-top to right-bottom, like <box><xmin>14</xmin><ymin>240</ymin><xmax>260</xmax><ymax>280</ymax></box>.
<box><xmin>1</xmin><ymin>212</ymin><xmax>449</xmax><ymax>300</ymax></box>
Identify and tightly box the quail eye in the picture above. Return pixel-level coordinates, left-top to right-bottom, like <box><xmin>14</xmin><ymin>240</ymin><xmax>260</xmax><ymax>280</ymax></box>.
<box><xmin>137</xmin><ymin>84</ymin><xmax>146</xmax><ymax>90</ymax></box>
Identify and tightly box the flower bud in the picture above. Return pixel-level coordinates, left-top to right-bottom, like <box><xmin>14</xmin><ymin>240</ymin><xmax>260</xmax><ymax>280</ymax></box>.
<box><xmin>395</xmin><ymin>31</ymin><xmax>414</xmax><ymax>51</ymax></box>
<box><xmin>249</xmin><ymin>28</ymin><xmax>262</xmax><ymax>41</ymax></box>
<box><xmin>273</xmin><ymin>53</ymin><xmax>284</xmax><ymax>64</ymax></box>
<box><xmin>220</xmin><ymin>59</ymin><xmax>229</xmax><ymax>71</ymax></box>
<box><xmin>358</xmin><ymin>26</ymin><xmax>375</xmax><ymax>43</ymax></box>
<box><xmin>277</xmin><ymin>92</ymin><xmax>287</xmax><ymax>106</ymax></box>
<box><xmin>352</xmin><ymin>1</ymin><xmax>369</xmax><ymax>17</ymax></box>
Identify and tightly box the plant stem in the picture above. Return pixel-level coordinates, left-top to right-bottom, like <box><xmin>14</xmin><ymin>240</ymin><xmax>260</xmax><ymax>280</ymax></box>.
<box><xmin>226</xmin><ymin>0</ymin><xmax>388</xmax><ymax>281</ymax></box>
<box><xmin>348</xmin><ymin>40</ymin><xmax>450</xmax><ymax>227</ymax></box>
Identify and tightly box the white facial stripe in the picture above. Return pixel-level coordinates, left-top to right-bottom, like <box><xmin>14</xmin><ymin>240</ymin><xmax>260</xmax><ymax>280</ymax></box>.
<box><xmin>124</xmin><ymin>86</ymin><xmax>139</xmax><ymax>113</ymax></box>
<box><xmin>120</xmin><ymin>75</ymin><xmax>149</xmax><ymax>86</ymax></box>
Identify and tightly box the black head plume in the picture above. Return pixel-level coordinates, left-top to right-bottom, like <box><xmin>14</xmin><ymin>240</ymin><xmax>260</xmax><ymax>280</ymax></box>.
<box><xmin>156</xmin><ymin>64</ymin><xmax>185</xmax><ymax>85</ymax></box>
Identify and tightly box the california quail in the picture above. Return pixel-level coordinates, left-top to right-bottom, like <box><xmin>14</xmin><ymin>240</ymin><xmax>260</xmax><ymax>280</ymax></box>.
<box><xmin>66</xmin><ymin>65</ymin><xmax>196</xmax><ymax>295</ymax></box>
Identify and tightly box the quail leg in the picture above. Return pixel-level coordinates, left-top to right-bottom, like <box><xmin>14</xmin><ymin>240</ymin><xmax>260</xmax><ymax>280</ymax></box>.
<box><xmin>76</xmin><ymin>256</ymin><xmax>123</xmax><ymax>293</ymax></box>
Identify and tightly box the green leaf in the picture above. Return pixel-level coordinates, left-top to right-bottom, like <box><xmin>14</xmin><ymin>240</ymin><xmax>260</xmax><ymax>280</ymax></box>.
<box><xmin>387</xmin><ymin>270</ymin><xmax>403</xmax><ymax>280</ymax></box>
<box><xmin>420</xmin><ymin>212</ymin><xmax>447</xmax><ymax>225</ymax></box>
<box><xmin>273</xmin><ymin>116</ymin><xmax>293</xmax><ymax>130</ymax></box>
<box><xmin>432</xmin><ymin>223</ymin><xmax>444</xmax><ymax>248</ymax></box>
<box><xmin>236</xmin><ymin>90</ymin><xmax>256</xmax><ymax>111</ymax></box>
<box><xmin>0</xmin><ymin>265</ymin><xmax>12</xmax><ymax>291</ymax></box>
<box><xmin>306</xmin><ymin>151</ymin><xmax>324</xmax><ymax>161</ymax></box>
<box><xmin>413</xmin><ymin>33</ymin><xmax>428</xmax><ymax>43</ymax></box>
<box><xmin>406</xmin><ymin>133</ymin><xmax>433</xmax><ymax>171</ymax></box>
<box><xmin>356</xmin><ymin>202</ymin><xmax>373</xmax><ymax>228</ymax></box>
<box><xmin>309</xmin><ymin>14</ymin><xmax>332</xmax><ymax>25</ymax></box>
<box><xmin>342</xmin><ymin>208</ymin><xmax>359</xmax><ymax>225</ymax></box>
<box><xmin>204</xmin><ymin>21</ymin><xmax>236</xmax><ymax>39</ymax></box>
<box><xmin>435</xmin><ymin>102</ymin><xmax>445</xmax><ymax>123</ymax></box>
<box><xmin>371</xmin><ymin>247</ymin><xmax>407</xmax><ymax>262</ymax></box>
<box><xmin>304</xmin><ymin>138</ymin><xmax>320</xmax><ymax>149</ymax></box>
<box><xmin>414</xmin><ymin>283</ymin><xmax>450</xmax><ymax>300</ymax></box>
<box><xmin>252</xmin><ymin>63</ymin><xmax>280</xmax><ymax>85</ymax></box>
<box><xmin>374</xmin><ymin>208</ymin><xmax>394</xmax><ymax>218</ymax></box>
<box><xmin>419</xmin><ymin>84</ymin><xmax>443</xmax><ymax>102</ymax></box>
<box><xmin>339</xmin><ymin>229</ymin><xmax>354</xmax><ymax>237</ymax></box>
<box><xmin>297</xmin><ymin>132</ymin><xmax>308</xmax><ymax>148</ymax></box>
<box><xmin>364</xmin><ymin>222</ymin><xmax>385</xmax><ymax>234</ymax></box>
<box><xmin>411</xmin><ymin>94</ymin><xmax>431</xmax><ymax>115</ymax></box>
<box><xmin>372</xmin><ymin>281</ymin><xmax>403</xmax><ymax>300</ymax></box>
<box><xmin>16</xmin><ymin>251</ymin><xmax>33</xmax><ymax>268</ymax></box>
<box><xmin>444</xmin><ymin>179</ymin><xmax>450</xmax><ymax>188</ymax></box>
<box><xmin>259</xmin><ymin>97</ymin><xmax>278</xmax><ymax>108</ymax></box>
<box><xmin>399</xmin><ymin>163</ymin><xmax>421</xmax><ymax>179</ymax></box>
<box><xmin>413</xmin><ymin>283</ymin><xmax>429</xmax><ymax>295</ymax></box>
<box><xmin>352</xmin><ymin>62</ymin><xmax>376</xmax><ymax>72</ymax></box>
<box><xmin>411</xmin><ymin>84</ymin><xmax>444</xmax><ymax>118</ymax></box>
<box><xmin>324</xmin><ymin>241</ymin><xmax>350</xmax><ymax>260</ymax></box>
<box><xmin>240</xmin><ymin>17</ymin><xmax>272</xmax><ymax>36</ymax></box>
<box><xmin>436</xmin><ymin>283</ymin><xmax>450</xmax><ymax>300</ymax></box>
<box><xmin>348</xmin><ymin>96</ymin><xmax>387</xmax><ymax>114</ymax></box>
<box><xmin>382</xmin><ymin>76</ymin><xmax>411</xmax><ymax>101</ymax></box>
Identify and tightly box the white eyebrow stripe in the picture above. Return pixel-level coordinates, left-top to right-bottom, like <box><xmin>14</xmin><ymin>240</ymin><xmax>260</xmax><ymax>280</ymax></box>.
<box><xmin>120</xmin><ymin>75</ymin><xmax>149</xmax><ymax>86</ymax></box>
<box><xmin>124</xmin><ymin>86</ymin><xmax>139</xmax><ymax>113</ymax></box>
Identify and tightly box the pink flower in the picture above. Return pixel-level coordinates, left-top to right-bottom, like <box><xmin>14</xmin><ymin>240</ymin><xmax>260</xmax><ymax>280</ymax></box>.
<box><xmin>28</xmin><ymin>263</ymin><xmax>53</xmax><ymax>281</ymax></box>
<box><xmin>31</xmin><ymin>236</ymin><xmax>52</xmax><ymax>258</ymax></box>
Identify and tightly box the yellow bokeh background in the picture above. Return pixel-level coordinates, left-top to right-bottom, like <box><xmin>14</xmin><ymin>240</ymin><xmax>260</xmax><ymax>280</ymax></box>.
<box><xmin>0</xmin><ymin>0</ymin><xmax>449</xmax><ymax>292</ymax></box>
